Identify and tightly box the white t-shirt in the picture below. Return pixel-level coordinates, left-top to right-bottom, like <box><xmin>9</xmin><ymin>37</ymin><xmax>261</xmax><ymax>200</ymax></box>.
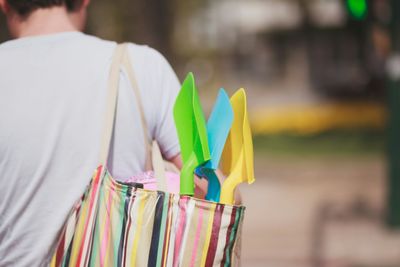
<box><xmin>0</xmin><ymin>31</ymin><xmax>181</xmax><ymax>266</ymax></box>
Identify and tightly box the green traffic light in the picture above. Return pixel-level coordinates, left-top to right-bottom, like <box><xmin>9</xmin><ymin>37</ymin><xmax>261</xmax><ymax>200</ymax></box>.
<box><xmin>346</xmin><ymin>0</ymin><xmax>367</xmax><ymax>20</ymax></box>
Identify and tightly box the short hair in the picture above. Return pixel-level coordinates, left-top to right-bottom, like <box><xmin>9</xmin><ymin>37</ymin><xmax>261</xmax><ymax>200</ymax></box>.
<box><xmin>6</xmin><ymin>0</ymin><xmax>83</xmax><ymax>16</ymax></box>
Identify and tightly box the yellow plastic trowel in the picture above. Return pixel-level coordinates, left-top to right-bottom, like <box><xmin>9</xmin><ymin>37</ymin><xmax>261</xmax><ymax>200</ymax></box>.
<box><xmin>220</xmin><ymin>89</ymin><xmax>255</xmax><ymax>205</ymax></box>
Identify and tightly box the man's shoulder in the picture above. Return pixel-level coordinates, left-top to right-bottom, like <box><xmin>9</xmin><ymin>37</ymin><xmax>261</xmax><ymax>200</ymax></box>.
<box><xmin>125</xmin><ymin>42</ymin><xmax>165</xmax><ymax>62</ymax></box>
<box><xmin>82</xmin><ymin>34</ymin><xmax>165</xmax><ymax>64</ymax></box>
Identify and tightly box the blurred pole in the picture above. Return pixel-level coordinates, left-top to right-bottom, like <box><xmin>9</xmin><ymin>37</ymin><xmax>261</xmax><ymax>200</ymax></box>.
<box><xmin>387</xmin><ymin>0</ymin><xmax>400</xmax><ymax>228</ymax></box>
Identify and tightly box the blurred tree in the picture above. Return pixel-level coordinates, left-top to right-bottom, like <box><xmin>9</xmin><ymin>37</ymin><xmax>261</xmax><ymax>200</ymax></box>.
<box><xmin>346</xmin><ymin>0</ymin><xmax>368</xmax><ymax>20</ymax></box>
<box><xmin>86</xmin><ymin>0</ymin><xmax>175</xmax><ymax>61</ymax></box>
<box><xmin>387</xmin><ymin>0</ymin><xmax>400</xmax><ymax>228</ymax></box>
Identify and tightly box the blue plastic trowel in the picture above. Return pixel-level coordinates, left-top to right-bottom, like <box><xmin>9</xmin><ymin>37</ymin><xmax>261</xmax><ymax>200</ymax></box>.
<box><xmin>196</xmin><ymin>89</ymin><xmax>233</xmax><ymax>201</ymax></box>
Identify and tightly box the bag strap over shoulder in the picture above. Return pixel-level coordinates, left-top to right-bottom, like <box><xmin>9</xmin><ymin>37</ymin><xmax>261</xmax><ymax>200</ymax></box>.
<box><xmin>98</xmin><ymin>43</ymin><xmax>167</xmax><ymax>187</ymax></box>
<box><xmin>120</xmin><ymin>44</ymin><xmax>168</xmax><ymax>187</ymax></box>
<box><xmin>120</xmin><ymin>49</ymin><xmax>152</xmax><ymax>171</ymax></box>
<box><xmin>98</xmin><ymin>44</ymin><xmax>126</xmax><ymax>168</ymax></box>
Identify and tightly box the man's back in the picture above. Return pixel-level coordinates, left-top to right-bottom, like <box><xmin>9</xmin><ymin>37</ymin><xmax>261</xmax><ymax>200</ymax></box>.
<box><xmin>0</xmin><ymin>32</ymin><xmax>180</xmax><ymax>266</ymax></box>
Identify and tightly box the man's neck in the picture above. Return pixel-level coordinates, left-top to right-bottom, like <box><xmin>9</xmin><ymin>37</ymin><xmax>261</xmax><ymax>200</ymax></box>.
<box><xmin>10</xmin><ymin>6</ymin><xmax>77</xmax><ymax>38</ymax></box>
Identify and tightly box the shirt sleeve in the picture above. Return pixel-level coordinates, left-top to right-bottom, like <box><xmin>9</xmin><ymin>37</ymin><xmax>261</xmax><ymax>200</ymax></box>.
<box><xmin>153</xmin><ymin>51</ymin><xmax>181</xmax><ymax>159</ymax></box>
<box><xmin>128</xmin><ymin>45</ymin><xmax>181</xmax><ymax>160</ymax></box>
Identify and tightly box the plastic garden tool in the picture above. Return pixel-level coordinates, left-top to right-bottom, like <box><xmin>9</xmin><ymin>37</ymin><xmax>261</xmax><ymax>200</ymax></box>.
<box><xmin>195</xmin><ymin>89</ymin><xmax>233</xmax><ymax>201</ymax></box>
<box><xmin>173</xmin><ymin>73</ymin><xmax>210</xmax><ymax>196</ymax></box>
<box><xmin>220</xmin><ymin>89</ymin><xmax>255</xmax><ymax>204</ymax></box>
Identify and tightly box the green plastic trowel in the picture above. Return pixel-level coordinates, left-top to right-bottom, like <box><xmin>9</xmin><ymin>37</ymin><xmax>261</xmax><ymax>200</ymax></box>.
<box><xmin>220</xmin><ymin>89</ymin><xmax>255</xmax><ymax>204</ymax></box>
<box><xmin>173</xmin><ymin>73</ymin><xmax>210</xmax><ymax>196</ymax></box>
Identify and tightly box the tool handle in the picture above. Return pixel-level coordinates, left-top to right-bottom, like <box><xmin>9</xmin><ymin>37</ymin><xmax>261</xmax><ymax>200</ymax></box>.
<box><xmin>180</xmin><ymin>153</ymin><xmax>198</xmax><ymax>196</ymax></box>
<box><xmin>202</xmin><ymin>168</ymin><xmax>221</xmax><ymax>202</ymax></box>
<box><xmin>219</xmin><ymin>170</ymin><xmax>241</xmax><ymax>205</ymax></box>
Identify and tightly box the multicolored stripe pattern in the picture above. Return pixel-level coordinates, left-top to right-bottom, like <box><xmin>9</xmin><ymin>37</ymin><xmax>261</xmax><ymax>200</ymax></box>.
<box><xmin>51</xmin><ymin>166</ymin><xmax>245</xmax><ymax>267</ymax></box>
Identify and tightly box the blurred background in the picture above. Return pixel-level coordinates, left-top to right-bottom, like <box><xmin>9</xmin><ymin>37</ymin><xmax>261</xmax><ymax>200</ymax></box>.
<box><xmin>1</xmin><ymin>0</ymin><xmax>400</xmax><ymax>266</ymax></box>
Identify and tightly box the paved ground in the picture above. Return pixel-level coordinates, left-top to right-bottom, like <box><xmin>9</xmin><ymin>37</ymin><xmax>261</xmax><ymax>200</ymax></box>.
<box><xmin>240</xmin><ymin>154</ymin><xmax>400</xmax><ymax>267</ymax></box>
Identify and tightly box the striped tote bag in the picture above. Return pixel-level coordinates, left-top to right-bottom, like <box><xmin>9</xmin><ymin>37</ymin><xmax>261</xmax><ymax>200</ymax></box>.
<box><xmin>50</xmin><ymin>44</ymin><xmax>245</xmax><ymax>267</ymax></box>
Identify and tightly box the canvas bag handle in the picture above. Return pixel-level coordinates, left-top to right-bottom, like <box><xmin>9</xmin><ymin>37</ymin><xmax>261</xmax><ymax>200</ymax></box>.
<box><xmin>98</xmin><ymin>44</ymin><xmax>125</xmax><ymax>168</ymax></box>
<box><xmin>120</xmin><ymin>44</ymin><xmax>167</xmax><ymax>190</ymax></box>
<box><xmin>98</xmin><ymin>44</ymin><xmax>167</xmax><ymax>189</ymax></box>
